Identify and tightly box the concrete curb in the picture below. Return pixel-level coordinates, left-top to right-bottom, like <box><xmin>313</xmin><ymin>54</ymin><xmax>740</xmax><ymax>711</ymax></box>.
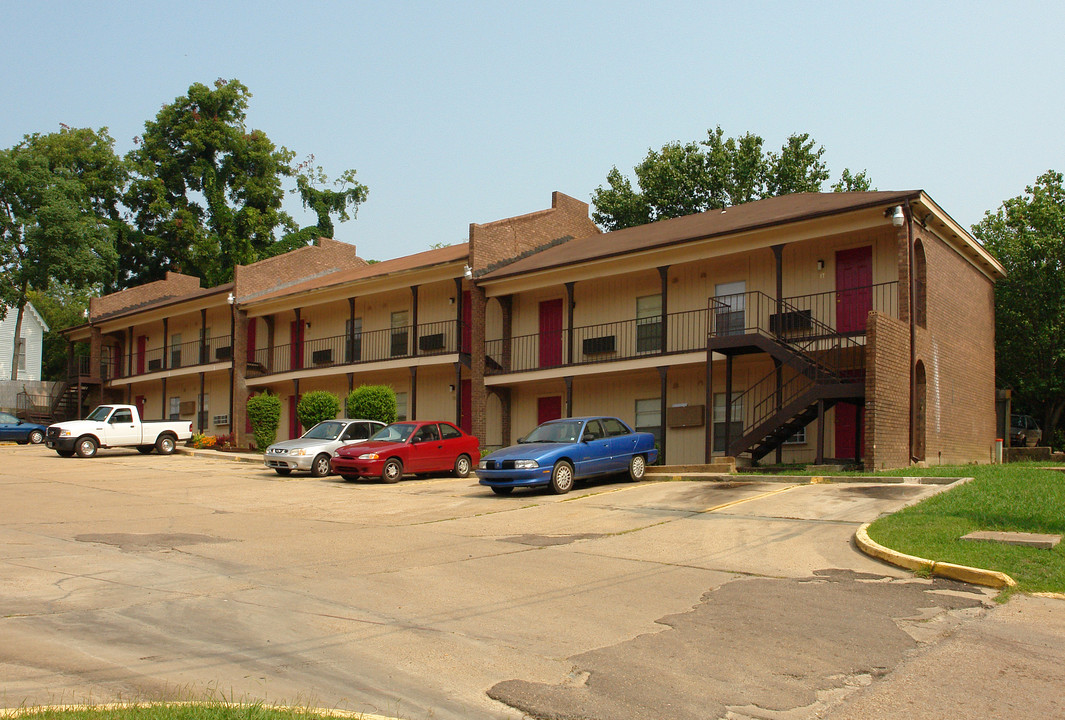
<box><xmin>176</xmin><ymin>446</ymin><xmax>264</xmax><ymax>464</ymax></box>
<box><xmin>0</xmin><ymin>702</ymin><xmax>402</xmax><ymax>720</ymax></box>
<box><xmin>855</xmin><ymin>523</ymin><xmax>1018</xmax><ymax>589</ymax></box>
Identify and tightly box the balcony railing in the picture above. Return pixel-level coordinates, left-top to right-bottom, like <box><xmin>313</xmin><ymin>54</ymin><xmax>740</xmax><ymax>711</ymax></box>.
<box><xmin>486</xmin><ymin>308</ymin><xmax>710</xmax><ymax>374</ymax></box>
<box><xmin>251</xmin><ymin>320</ymin><xmax>461</xmax><ymax>375</ymax></box>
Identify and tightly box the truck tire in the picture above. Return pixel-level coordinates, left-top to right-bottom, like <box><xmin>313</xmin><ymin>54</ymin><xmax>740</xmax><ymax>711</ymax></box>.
<box><xmin>57</xmin><ymin>450</ymin><xmax>75</xmax><ymax>458</ymax></box>
<box><xmin>137</xmin><ymin>445</ymin><xmax>154</xmax><ymax>454</ymax></box>
<box><xmin>155</xmin><ymin>434</ymin><xmax>177</xmax><ymax>455</ymax></box>
<box><xmin>75</xmin><ymin>436</ymin><xmax>98</xmax><ymax>458</ymax></box>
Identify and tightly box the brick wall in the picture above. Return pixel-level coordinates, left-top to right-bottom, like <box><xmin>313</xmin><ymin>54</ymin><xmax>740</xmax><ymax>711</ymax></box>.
<box><xmin>866</xmin><ymin>312</ymin><xmax>911</xmax><ymax>470</ymax></box>
<box><xmin>468</xmin><ymin>192</ymin><xmax>600</xmax><ymax>273</ymax></box>
<box><xmin>913</xmin><ymin>229</ymin><xmax>997</xmax><ymax>465</ymax></box>
<box><xmin>90</xmin><ymin>272</ymin><xmax>202</xmax><ymax>320</ymax></box>
<box><xmin>234</xmin><ymin>238</ymin><xmax>366</xmax><ymax>300</ymax></box>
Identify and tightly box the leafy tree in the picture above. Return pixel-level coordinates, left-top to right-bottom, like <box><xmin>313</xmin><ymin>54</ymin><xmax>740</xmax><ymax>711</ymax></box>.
<box><xmin>831</xmin><ymin>168</ymin><xmax>874</xmax><ymax>193</ymax></box>
<box><xmin>592</xmin><ymin>126</ymin><xmax>872</xmax><ymax>231</ymax></box>
<box><xmin>247</xmin><ymin>391</ymin><xmax>282</xmax><ymax>450</ymax></box>
<box><xmin>297</xmin><ymin>390</ymin><xmax>341</xmax><ymax>430</ymax></box>
<box><xmin>27</xmin><ymin>285</ymin><xmax>92</xmax><ymax>381</ymax></box>
<box><xmin>346</xmin><ymin>385</ymin><xmax>397</xmax><ymax>425</ymax></box>
<box><xmin>124</xmin><ymin>79</ymin><xmax>367</xmax><ymax>288</ymax></box>
<box><xmin>0</xmin><ymin>129</ymin><xmax>118</xmax><ymax>379</ymax></box>
<box><xmin>973</xmin><ymin>170</ymin><xmax>1065</xmax><ymax>444</ymax></box>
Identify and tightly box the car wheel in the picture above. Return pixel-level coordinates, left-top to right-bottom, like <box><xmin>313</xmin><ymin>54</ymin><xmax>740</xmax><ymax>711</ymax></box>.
<box><xmin>28</xmin><ymin>429</ymin><xmax>45</xmax><ymax>445</ymax></box>
<box><xmin>628</xmin><ymin>454</ymin><xmax>646</xmax><ymax>481</ymax></box>
<box><xmin>341</xmin><ymin>474</ymin><xmax>360</xmax><ymax>481</ymax></box>
<box><xmin>136</xmin><ymin>445</ymin><xmax>154</xmax><ymax>454</ymax></box>
<box><xmin>491</xmin><ymin>486</ymin><xmax>514</xmax><ymax>496</ymax></box>
<box><xmin>57</xmin><ymin>450</ymin><xmax>75</xmax><ymax>458</ymax></box>
<box><xmin>382</xmin><ymin>458</ymin><xmax>403</xmax><ymax>483</ymax></box>
<box><xmin>454</xmin><ymin>454</ymin><xmax>472</xmax><ymax>478</ymax></box>
<box><xmin>549</xmin><ymin>460</ymin><xmax>575</xmax><ymax>494</ymax></box>
<box><xmin>156</xmin><ymin>434</ymin><xmax>176</xmax><ymax>455</ymax></box>
<box><xmin>274</xmin><ymin>468</ymin><xmax>292</xmax><ymax>476</ymax></box>
<box><xmin>75</xmin><ymin>436</ymin><xmax>98</xmax><ymax>458</ymax></box>
<box><xmin>310</xmin><ymin>453</ymin><xmax>332</xmax><ymax>478</ymax></box>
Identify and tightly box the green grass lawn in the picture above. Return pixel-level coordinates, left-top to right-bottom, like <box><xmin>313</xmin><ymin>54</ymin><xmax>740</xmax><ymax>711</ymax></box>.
<box><xmin>864</xmin><ymin>463</ymin><xmax>1065</xmax><ymax>594</ymax></box>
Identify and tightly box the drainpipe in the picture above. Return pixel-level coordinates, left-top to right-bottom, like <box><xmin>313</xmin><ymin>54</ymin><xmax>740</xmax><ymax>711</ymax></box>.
<box><xmin>906</xmin><ymin>201</ymin><xmax>917</xmax><ymax>464</ymax></box>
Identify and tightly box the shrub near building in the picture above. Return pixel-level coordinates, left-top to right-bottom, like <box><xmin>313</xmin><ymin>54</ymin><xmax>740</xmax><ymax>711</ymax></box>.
<box><xmin>297</xmin><ymin>391</ymin><xmax>341</xmax><ymax>430</ymax></box>
<box><xmin>346</xmin><ymin>385</ymin><xmax>397</xmax><ymax>425</ymax></box>
<box><xmin>247</xmin><ymin>392</ymin><xmax>281</xmax><ymax>451</ymax></box>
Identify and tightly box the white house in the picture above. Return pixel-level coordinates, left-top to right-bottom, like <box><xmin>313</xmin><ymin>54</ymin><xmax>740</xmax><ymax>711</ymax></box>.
<box><xmin>0</xmin><ymin>303</ymin><xmax>49</xmax><ymax>381</ymax></box>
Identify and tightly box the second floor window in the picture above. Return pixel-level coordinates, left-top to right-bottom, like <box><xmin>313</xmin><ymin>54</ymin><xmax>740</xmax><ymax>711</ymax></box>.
<box><xmin>346</xmin><ymin>317</ymin><xmax>363</xmax><ymax>362</ymax></box>
<box><xmin>171</xmin><ymin>334</ymin><xmax>182</xmax><ymax>368</ymax></box>
<box><xmin>636</xmin><ymin>295</ymin><xmax>662</xmax><ymax>353</ymax></box>
<box><xmin>714</xmin><ymin>282</ymin><xmax>746</xmax><ymax>336</ymax></box>
<box><xmin>391</xmin><ymin>311</ymin><xmax>409</xmax><ymax>357</ymax></box>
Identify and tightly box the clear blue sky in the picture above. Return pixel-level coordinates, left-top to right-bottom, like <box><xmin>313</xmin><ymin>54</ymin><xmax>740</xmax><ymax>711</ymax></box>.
<box><xmin>4</xmin><ymin>1</ymin><xmax>1063</xmax><ymax>262</ymax></box>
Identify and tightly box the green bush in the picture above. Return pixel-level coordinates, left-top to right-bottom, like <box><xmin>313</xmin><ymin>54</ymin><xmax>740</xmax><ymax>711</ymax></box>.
<box><xmin>297</xmin><ymin>390</ymin><xmax>340</xmax><ymax>430</ymax></box>
<box><xmin>247</xmin><ymin>392</ymin><xmax>281</xmax><ymax>450</ymax></box>
<box><xmin>346</xmin><ymin>385</ymin><xmax>397</xmax><ymax>424</ymax></box>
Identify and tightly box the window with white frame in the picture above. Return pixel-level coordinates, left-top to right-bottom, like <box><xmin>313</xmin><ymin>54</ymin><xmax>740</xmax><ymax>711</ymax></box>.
<box><xmin>171</xmin><ymin>333</ymin><xmax>182</xmax><ymax>368</ymax></box>
<box><xmin>712</xmin><ymin>392</ymin><xmax>744</xmax><ymax>454</ymax></box>
<box><xmin>198</xmin><ymin>393</ymin><xmax>208</xmax><ymax>430</ymax></box>
<box><xmin>635</xmin><ymin>398</ymin><xmax>662</xmax><ymax>444</ymax></box>
<box><xmin>783</xmin><ymin>426</ymin><xmax>807</xmax><ymax>444</ymax></box>
<box><xmin>391</xmin><ymin>311</ymin><xmax>409</xmax><ymax>357</ymax></box>
<box><xmin>17</xmin><ymin>336</ymin><xmax>26</xmax><ymax>372</ymax></box>
<box><xmin>636</xmin><ymin>295</ymin><xmax>663</xmax><ymax>353</ymax></box>
<box><xmin>713</xmin><ymin>281</ymin><xmax>746</xmax><ymax>336</ymax></box>
<box><xmin>346</xmin><ymin>317</ymin><xmax>362</xmax><ymax>362</ymax></box>
<box><xmin>395</xmin><ymin>391</ymin><xmax>408</xmax><ymax>421</ymax></box>
<box><xmin>169</xmin><ymin>396</ymin><xmax>181</xmax><ymax>421</ymax></box>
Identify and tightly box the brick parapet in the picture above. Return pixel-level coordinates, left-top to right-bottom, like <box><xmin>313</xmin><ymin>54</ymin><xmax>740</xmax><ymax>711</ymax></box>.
<box><xmin>234</xmin><ymin>238</ymin><xmax>365</xmax><ymax>301</ymax></box>
<box><xmin>866</xmin><ymin>312</ymin><xmax>911</xmax><ymax>470</ymax></box>
<box><xmin>90</xmin><ymin>272</ymin><xmax>202</xmax><ymax>320</ymax></box>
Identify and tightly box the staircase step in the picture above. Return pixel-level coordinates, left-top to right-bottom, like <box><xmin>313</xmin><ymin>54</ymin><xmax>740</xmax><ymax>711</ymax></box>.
<box><xmin>648</xmin><ymin>460</ymin><xmax>736</xmax><ymax>475</ymax></box>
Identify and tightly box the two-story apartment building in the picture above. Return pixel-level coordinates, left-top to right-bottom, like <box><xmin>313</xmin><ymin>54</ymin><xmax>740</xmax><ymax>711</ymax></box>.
<box><xmin>63</xmin><ymin>189</ymin><xmax>1004</xmax><ymax>469</ymax></box>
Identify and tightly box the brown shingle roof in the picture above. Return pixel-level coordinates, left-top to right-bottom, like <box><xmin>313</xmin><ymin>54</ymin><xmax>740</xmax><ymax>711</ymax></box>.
<box><xmin>478</xmin><ymin>191</ymin><xmax>922</xmax><ymax>281</ymax></box>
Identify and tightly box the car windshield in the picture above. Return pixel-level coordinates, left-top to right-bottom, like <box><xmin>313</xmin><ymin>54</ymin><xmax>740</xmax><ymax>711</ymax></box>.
<box><xmin>302</xmin><ymin>421</ymin><xmax>344</xmax><ymax>440</ymax></box>
<box><xmin>371</xmin><ymin>423</ymin><xmax>417</xmax><ymax>442</ymax></box>
<box><xmin>522</xmin><ymin>420</ymin><xmax>582</xmax><ymax>443</ymax></box>
<box><xmin>86</xmin><ymin>406</ymin><xmax>114</xmax><ymax>422</ymax></box>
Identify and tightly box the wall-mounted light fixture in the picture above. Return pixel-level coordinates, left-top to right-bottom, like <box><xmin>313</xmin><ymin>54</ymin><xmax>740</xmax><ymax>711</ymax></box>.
<box><xmin>448</xmin><ymin>384</ymin><xmax>456</xmax><ymax>393</ymax></box>
<box><xmin>227</xmin><ymin>292</ymin><xmax>235</xmax><ymax>305</ymax></box>
<box><xmin>816</xmin><ymin>260</ymin><xmax>825</xmax><ymax>271</ymax></box>
<box><xmin>463</xmin><ymin>264</ymin><xmax>473</xmax><ymax>280</ymax></box>
<box><xmin>887</xmin><ymin>205</ymin><xmax>905</xmax><ymax>227</ymax></box>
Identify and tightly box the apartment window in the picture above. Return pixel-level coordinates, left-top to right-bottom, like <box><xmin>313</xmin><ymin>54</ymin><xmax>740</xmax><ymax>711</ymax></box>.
<box><xmin>713</xmin><ymin>392</ymin><xmax>744</xmax><ymax>454</ymax></box>
<box><xmin>391</xmin><ymin>311</ymin><xmax>409</xmax><ymax>357</ymax></box>
<box><xmin>199</xmin><ymin>326</ymin><xmax>210</xmax><ymax>364</ymax></box>
<box><xmin>635</xmin><ymin>398</ymin><xmax>662</xmax><ymax>445</ymax></box>
<box><xmin>345</xmin><ymin>317</ymin><xmax>363</xmax><ymax>362</ymax></box>
<box><xmin>198</xmin><ymin>394</ymin><xmax>209</xmax><ymax>431</ymax></box>
<box><xmin>16</xmin><ymin>336</ymin><xmax>26</xmax><ymax>372</ymax></box>
<box><xmin>395</xmin><ymin>392</ymin><xmax>408</xmax><ymax>422</ymax></box>
<box><xmin>714</xmin><ymin>281</ymin><xmax>746</xmax><ymax>336</ymax></box>
<box><xmin>636</xmin><ymin>295</ymin><xmax>663</xmax><ymax>353</ymax></box>
<box><xmin>169</xmin><ymin>396</ymin><xmax>181</xmax><ymax>421</ymax></box>
<box><xmin>171</xmin><ymin>333</ymin><xmax>182</xmax><ymax>368</ymax></box>
<box><xmin>783</xmin><ymin>426</ymin><xmax>807</xmax><ymax>445</ymax></box>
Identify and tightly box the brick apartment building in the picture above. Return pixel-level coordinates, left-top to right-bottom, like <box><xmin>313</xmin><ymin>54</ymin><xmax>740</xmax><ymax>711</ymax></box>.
<box><xmin>61</xmin><ymin>189</ymin><xmax>1004</xmax><ymax>470</ymax></box>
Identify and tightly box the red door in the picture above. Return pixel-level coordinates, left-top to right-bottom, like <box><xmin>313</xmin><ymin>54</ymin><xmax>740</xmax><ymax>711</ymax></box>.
<box><xmin>460</xmin><ymin>379</ymin><xmax>472</xmax><ymax>433</ymax></box>
<box><xmin>539</xmin><ymin>299</ymin><xmax>563</xmax><ymax>368</ymax></box>
<box><xmin>290</xmin><ymin>321</ymin><xmax>304</xmax><ymax>370</ymax></box>
<box><xmin>461</xmin><ymin>291</ymin><xmax>472</xmax><ymax>354</ymax></box>
<box><xmin>135</xmin><ymin>395</ymin><xmax>146</xmax><ymax>419</ymax></box>
<box><xmin>835</xmin><ymin>246</ymin><xmax>873</xmax><ymax>333</ymax></box>
<box><xmin>136</xmin><ymin>335</ymin><xmax>147</xmax><ymax>375</ymax></box>
<box><xmin>835</xmin><ymin>402</ymin><xmax>865</xmax><ymax>461</ymax></box>
<box><xmin>288</xmin><ymin>395</ymin><xmax>301</xmax><ymax>439</ymax></box>
<box><xmin>538</xmin><ymin>396</ymin><xmax>562</xmax><ymax>425</ymax></box>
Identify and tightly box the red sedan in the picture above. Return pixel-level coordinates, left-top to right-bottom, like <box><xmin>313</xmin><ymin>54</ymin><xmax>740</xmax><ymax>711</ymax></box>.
<box><xmin>331</xmin><ymin>420</ymin><xmax>480</xmax><ymax>483</ymax></box>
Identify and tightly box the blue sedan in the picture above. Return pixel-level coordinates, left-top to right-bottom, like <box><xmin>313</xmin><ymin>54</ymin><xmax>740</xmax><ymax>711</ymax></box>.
<box><xmin>476</xmin><ymin>416</ymin><xmax>658</xmax><ymax>495</ymax></box>
<box><xmin>0</xmin><ymin>411</ymin><xmax>47</xmax><ymax>445</ymax></box>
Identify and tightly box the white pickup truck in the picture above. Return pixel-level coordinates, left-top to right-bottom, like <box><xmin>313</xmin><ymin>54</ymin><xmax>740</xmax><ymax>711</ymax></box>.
<box><xmin>45</xmin><ymin>404</ymin><xmax>194</xmax><ymax>458</ymax></box>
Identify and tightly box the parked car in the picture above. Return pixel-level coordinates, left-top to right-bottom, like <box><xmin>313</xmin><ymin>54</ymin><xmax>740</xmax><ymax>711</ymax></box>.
<box><xmin>476</xmin><ymin>416</ymin><xmax>658</xmax><ymax>495</ymax></box>
<box><xmin>264</xmin><ymin>419</ymin><xmax>385</xmax><ymax>477</ymax></box>
<box><xmin>46</xmin><ymin>404</ymin><xmax>193</xmax><ymax>457</ymax></box>
<box><xmin>1010</xmin><ymin>414</ymin><xmax>1042</xmax><ymax>447</ymax></box>
<box><xmin>330</xmin><ymin>420</ymin><xmax>480</xmax><ymax>482</ymax></box>
<box><xmin>0</xmin><ymin>412</ymin><xmax>47</xmax><ymax>445</ymax></box>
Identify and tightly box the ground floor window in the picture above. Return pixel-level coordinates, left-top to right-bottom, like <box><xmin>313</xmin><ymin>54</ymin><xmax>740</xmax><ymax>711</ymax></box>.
<box><xmin>169</xmin><ymin>396</ymin><xmax>181</xmax><ymax>420</ymax></box>
<box><xmin>783</xmin><ymin>426</ymin><xmax>807</xmax><ymax>444</ymax></box>
<box><xmin>395</xmin><ymin>391</ymin><xmax>408</xmax><ymax>421</ymax></box>
<box><xmin>712</xmin><ymin>392</ymin><xmax>744</xmax><ymax>454</ymax></box>
<box><xmin>635</xmin><ymin>398</ymin><xmax>662</xmax><ymax>444</ymax></box>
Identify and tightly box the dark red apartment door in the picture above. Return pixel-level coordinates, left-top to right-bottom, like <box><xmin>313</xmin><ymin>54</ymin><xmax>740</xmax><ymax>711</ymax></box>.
<box><xmin>538</xmin><ymin>396</ymin><xmax>562</xmax><ymax>425</ymax></box>
<box><xmin>835</xmin><ymin>402</ymin><xmax>865</xmax><ymax>461</ymax></box>
<box><xmin>835</xmin><ymin>246</ymin><xmax>872</xmax><ymax>333</ymax></box>
<box><xmin>289</xmin><ymin>321</ymin><xmax>304</xmax><ymax>370</ymax></box>
<box><xmin>539</xmin><ymin>299</ymin><xmax>563</xmax><ymax>368</ymax></box>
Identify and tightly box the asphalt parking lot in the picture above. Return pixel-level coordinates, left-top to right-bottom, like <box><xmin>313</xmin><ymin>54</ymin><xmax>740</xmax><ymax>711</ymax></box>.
<box><xmin>2</xmin><ymin>445</ymin><xmax>1063</xmax><ymax>720</ymax></box>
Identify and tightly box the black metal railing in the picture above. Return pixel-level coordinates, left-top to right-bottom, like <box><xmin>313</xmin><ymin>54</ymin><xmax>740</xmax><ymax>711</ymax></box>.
<box><xmin>486</xmin><ymin>308</ymin><xmax>710</xmax><ymax>374</ymax></box>
<box><xmin>252</xmin><ymin>320</ymin><xmax>460</xmax><ymax>375</ymax></box>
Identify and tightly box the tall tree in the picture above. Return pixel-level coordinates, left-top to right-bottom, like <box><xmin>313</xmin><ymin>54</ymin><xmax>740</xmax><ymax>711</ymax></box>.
<box><xmin>592</xmin><ymin>126</ymin><xmax>872</xmax><ymax>231</ymax></box>
<box><xmin>973</xmin><ymin>170</ymin><xmax>1065</xmax><ymax>443</ymax></box>
<box><xmin>0</xmin><ymin>129</ymin><xmax>118</xmax><ymax>379</ymax></box>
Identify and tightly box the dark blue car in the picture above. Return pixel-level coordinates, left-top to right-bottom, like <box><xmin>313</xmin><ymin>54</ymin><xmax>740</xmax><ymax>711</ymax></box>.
<box><xmin>0</xmin><ymin>411</ymin><xmax>47</xmax><ymax>445</ymax></box>
<box><xmin>476</xmin><ymin>416</ymin><xmax>658</xmax><ymax>495</ymax></box>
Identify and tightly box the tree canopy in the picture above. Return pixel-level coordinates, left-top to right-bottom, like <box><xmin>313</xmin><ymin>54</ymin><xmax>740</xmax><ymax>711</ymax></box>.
<box><xmin>0</xmin><ymin>128</ymin><xmax>119</xmax><ymax>378</ymax></box>
<box><xmin>591</xmin><ymin>126</ymin><xmax>872</xmax><ymax>230</ymax></box>
<box><xmin>973</xmin><ymin>170</ymin><xmax>1065</xmax><ymax>442</ymax></box>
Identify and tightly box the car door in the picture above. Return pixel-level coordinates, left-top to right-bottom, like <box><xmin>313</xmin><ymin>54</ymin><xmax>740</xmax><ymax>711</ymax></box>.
<box><xmin>576</xmin><ymin>419</ymin><xmax>612</xmax><ymax>477</ymax></box>
<box><xmin>106</xmin><ymin>407</ymin><xmax>142</xmax><ymax>446</ymax></box>
<box><xmin>438</xmin><ymin>422</ymin><xmax>468</xmax><ymax>468</ymax></box>
<box><xmin>602</xmin><ymin>417</ymin><xmax>636</xmax><ymax>472</ymax></box>
<box><xmin>407</xmin><ymin>423</ymin><xmax>443</xmax><ymax>472</ymax></box>
<box><xmin>0</xmin><ymin>412</ymin><xmax>17</xmax><ymax>441</ymax></box>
